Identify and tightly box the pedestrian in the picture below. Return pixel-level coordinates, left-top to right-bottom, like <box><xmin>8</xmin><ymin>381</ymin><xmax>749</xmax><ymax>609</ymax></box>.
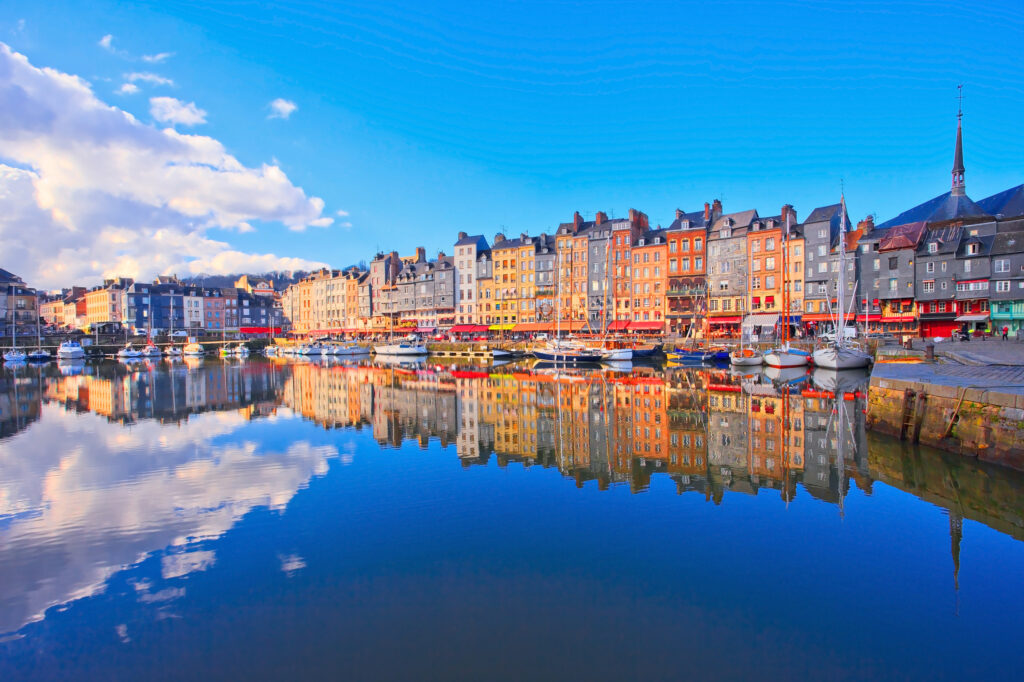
<box><xmin>1003</xmin><ymin>326</ymin><xmax>1009</xmax><ymax>341</ymax></box>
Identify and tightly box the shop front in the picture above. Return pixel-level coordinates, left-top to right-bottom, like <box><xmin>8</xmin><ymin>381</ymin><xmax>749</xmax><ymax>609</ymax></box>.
<box><xmin>991</xmin><ymin>301</ymin><xmax>1024</xmax><ymax>336</ymax></box>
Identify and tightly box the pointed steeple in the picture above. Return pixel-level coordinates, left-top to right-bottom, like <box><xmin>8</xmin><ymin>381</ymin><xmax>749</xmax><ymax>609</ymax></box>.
<box><xmin>952</xmin><ymin>85</ymin><xmax>966</xmax><ymax>197</ymax></box>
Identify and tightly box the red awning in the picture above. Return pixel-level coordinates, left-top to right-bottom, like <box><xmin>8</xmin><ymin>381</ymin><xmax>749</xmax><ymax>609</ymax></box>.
<box><xmin>608</xmin><ymin>320</ymin><xmax>631</xmax><ymax>331</ymax></box>
<box><xmin>472</xmin><ymin>325</ymin><xmax>491</xmax><ymax>332</ymax></box>
<box><xmin>629</xmin><ymin>321</ymin><xmax>664</xmax><ymax>331</ymax></box>
<box><xmin>708</xmin><ymin>316</ymin><xmax>742</xmax><ymax>324</ymax></box>
<box><xmin>513</xmin><ymin>322</ymin><xmax>553</xmax><ymax>332</ymax></box>
<box><xmin>450</xmin><ymin>324</ymin><xmax>478</xmax><ymax>333</ymax></box>
<box><xmin>413</xmin><ymin>326</ymin><xmax>436</xmax><ymax>333</ymax></box>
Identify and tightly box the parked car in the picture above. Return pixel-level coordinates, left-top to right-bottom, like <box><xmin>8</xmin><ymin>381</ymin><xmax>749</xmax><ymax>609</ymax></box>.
<box><xmin>820</xmin><ymin>326</ymin><xmax>858</xmax><ymax>343</ymax></box>
<box><xmin>534</xmin><ymin>333</ymin><xmax>549</xmax><ymax>341</ymax></box>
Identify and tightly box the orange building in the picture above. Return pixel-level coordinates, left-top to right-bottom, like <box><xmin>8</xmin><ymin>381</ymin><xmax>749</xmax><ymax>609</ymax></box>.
<box><xmin>666</xmin><ymin>204</ymin><xmax>716</xmax><ymax>336</ymax></box>
<box><xmin>610</xmin><ymin>209</ymin><xmax>648</xmax><ymax>326</ymax></box>
<box><xmin>630</xmin><ymin>229</ymin><xmax>668</xmax><ymax>332</ymax></box>
<box><xmin>745</xmin><ymin>205</ymin><xmax>798</xmax><ymax>335</ymax></box>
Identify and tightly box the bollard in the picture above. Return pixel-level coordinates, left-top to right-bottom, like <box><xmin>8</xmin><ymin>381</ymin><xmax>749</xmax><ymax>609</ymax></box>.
<box><xmin>925</xmin><ymin>343</ymin><xmax>934</xmax><ymax>361</ymax></box>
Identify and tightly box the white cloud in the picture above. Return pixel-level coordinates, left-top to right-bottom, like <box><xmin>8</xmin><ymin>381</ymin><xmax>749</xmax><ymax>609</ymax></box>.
<box><xmin>125</xmin><ymin>71</ymin><xmax>174</xmax><ymax>87</ymax></box>
<box><xmin>117</xmin><ymin>83</ymin><xmax>140</xmax><ymax>95</ymax></box>
<box><xmin>336</xmin><ymin>209</ymin><xmax>349</xmax><ymax>217</ymax></box>
<box><xmin>150</xmin><ymin>96</ymin><xmax>207</xmax><ymax>126</ymax></box>
<box><xmin>98</xmin><ymin>34</ymin><xmax>114</xmax><ymax>50</ymax></box>
<box><xmin>0</xmin><ymin>43</ymin><xmax>331</xmax><ymax>289</ymax></box>
<box><xmin>268</xmin><ymin>98</ymin><xmax>297</xmax><ymax>120</ymax></box>
<box><xmin>141</xmin><ymin>52</ymin><xmax>174</xmax><ymax>64</ymax></box>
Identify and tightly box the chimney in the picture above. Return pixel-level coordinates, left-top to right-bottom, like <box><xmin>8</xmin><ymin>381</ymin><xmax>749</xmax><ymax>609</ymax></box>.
<box><xmin>781</xmin><ymin>204</ymin><xmax>796</xmax><ymax>229</ymax></box>
<box><xmin>712</xmin><ymin>199</ymin><xmax>723</xmax><ymax>218</ymax></box>
<box><xmin>858</xmin><ymin>215</ymin><xmax>874</xmax><ymax>235</ymax></box>
<box><xmin>415</xmin><ymin>246</ymin><xmax>426</xmax><ymax>263</ymax></box>
<box><xmin>494</xmin><ymin>232</ymin><xmax>506</xmax><ymax>244</ymax></box>
<box><xmin>573</xmin><ymin>211</ymin><xmax>583</xmax><ymax>230</ymax></box>
<box><xmin>704</xmin><ymin>202</ymin><xmax>710</xmax><ymax>221</ymax></box>
<box><xmin>520</xmin><ymin>232</ymin><xmax>529</xmax><ymax>242</ymax></box>
<box><xmin>437</xmin><ymin>250</ymin><xmax>446</xmax><ymax>260</ymax></box>
<box><xmin>628</xmin><ymin>208</ymin><xmax>649</xmax><ymax>228</ymax></box>
<box><xmin>676</xmin><ymin>208</ymin><xmax>684</xmax><ymax>220</ymax></box>
<box><xmin>595</xmin><ymin>211</ymin><xmax>608</xmax><ymax>225</ymax></box>
<box><xmin>457</xmin><ymin>231</ymin><xmax>468</xmax><ymax>241</ymax></box>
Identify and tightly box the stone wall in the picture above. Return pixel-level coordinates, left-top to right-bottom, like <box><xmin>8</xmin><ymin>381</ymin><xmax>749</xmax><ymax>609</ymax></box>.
<box><xmin>867</xmin><ymin>377</ymin><xmax>1024</xmax><ymax>471</ymax></box>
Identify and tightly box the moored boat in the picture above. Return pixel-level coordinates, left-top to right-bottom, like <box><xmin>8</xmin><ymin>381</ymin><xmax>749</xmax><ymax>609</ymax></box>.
<box><xmin>730</xmin><ymin>347</ymin><xmax>763</xmax><ymax>366</ymax></box>
<box><xmin>373</xmin><ymin>343</ymin><xmax>428</xmax><ymax>356</ymax></box>
<box><xmin>57</xmin><ymin>340</ymin><xmax>86</xmax><ymax>360</ymax></box>
<box><xmin>183</xmin><ymin>342</ymin><xmax>205</xmax><ymax>357</ymax></box>
<box><xmin>117</xmin><ymin>344</ymin><xmax>142</xmax><ymax>359</ymax></box>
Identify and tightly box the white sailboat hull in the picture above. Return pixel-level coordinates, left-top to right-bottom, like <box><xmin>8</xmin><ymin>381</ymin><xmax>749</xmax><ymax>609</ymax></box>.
<box><xmin>3</xmin><ymin>350</ymin><xmax>27</xmax><ymax>363</ymax></box>
<box><xmin>374</xmin><ymin>344</ymin><xmax>427</xmax><ymax>356</ymax></box>
<box><xmin>763</xmin><ymin>349</ymin><xmax>809</xmax><ymax>368</ymax></box>
<box><xmin>600</xmin><ymin>348</ymin><xmax>633</xmax><ymax>361</ymax></box>
<box><xmin>812</xmin><ymin>346</ymin><xmax>872</xmax><ymax>370</ymax></box>
<box><xmin>57</xmin><ymin>345</ymin><xmax>85</xmax><ymax>360</ymax></box>
<box><xmin>730</xmin><ymin>351</ymin><xmax>763</xmax><ymax>366</ymax></box>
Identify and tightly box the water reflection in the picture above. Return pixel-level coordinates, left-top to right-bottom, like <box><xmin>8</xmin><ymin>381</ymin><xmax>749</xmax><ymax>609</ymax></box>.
<box><xmin>1</xmin><ymin>358</ymin><xmax>1023</xmax><ymax>677</ymax></box>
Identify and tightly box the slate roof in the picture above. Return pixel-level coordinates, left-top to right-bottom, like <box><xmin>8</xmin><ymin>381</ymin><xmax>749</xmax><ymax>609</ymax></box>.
<box><xmin>956</xmin><ymin>234</ymin><xmax>995</xmax><ymax>259</ymax></box>
<box><xmin>665</xmin><ymin>209</ymin><xmax>710</xmax><ymax>232</ymax></box>
<box><xmin>876</xmin><ymin>191</ymin><xmax>991</xmax><ymax>229</ymax></box>
<box><xmin>0</xmin><ymin>268</ymin><xmax>24</xmax><ymax>284</ymax></box>
<box><xmin>804</xmin><ymin>203</ymin><xmax>842</xmax><ymax>224</ymax></box>
<box><xmin>977</xmin><ymin>184</ymin><xmax>1024</xmax><ymax>220</ymax></box>
<box><xmin>878</xmin><ymin>221</ymin><xmax>927</xmax><ymax>251</ymax></box>
<box><xmin>989</xmin><ymin>231</ymin><xmax>1024</xmax><ymax>256</ymax></box>
<box><xmin>917</xmin><ymin>226</ymin><xmax>963</xmax><ymax>256</ymax></box>
<box><xmin>711</xmin><ymin>209</ymin><xmax>758</xmax><ymax>231</ymax></box>
<box><xmin>454</xmin><ymin>234</ymin><xmax>489</xmax><ymax>249</ymax></box>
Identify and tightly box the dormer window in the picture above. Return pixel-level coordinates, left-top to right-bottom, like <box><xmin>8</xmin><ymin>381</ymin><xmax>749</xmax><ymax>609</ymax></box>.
<box><xmin>928</xmin><ymin>242</ymin><xmax>938</xmax><ymax>254</ymax></box>
<box><xmin>967</xmin><ymin>243</ymin><xmax>979</xmax><ymax>256</ymax></box>
<box><xmin>721</xmin><ymin>228</ymin><xmax>731</xmax><ymax>238</ymax></box>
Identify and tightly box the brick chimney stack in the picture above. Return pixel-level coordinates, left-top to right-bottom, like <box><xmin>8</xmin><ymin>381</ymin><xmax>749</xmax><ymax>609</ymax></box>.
<box><xmin>712</xmin><ymin>199</ymin><xmax>723</xmax><ymax>219</ymax></box>
<box><xmin>628</xmin><ymin>208</ymin><xmax>649</xmax><ymax>228</ymax></box>
<box><xmin>415</xmin><ymin>246</ymin><xmax>426</xmax><ymax>263</ymax></box>
<box><xmin>494</xmin><ymin>232</ymin><xmax>506</xmax><ymax>244</ymax></box>
<box><xmin>781</xmin><ymin>204</ymin><xmax>797</xmax><ymax>229</ymax></box>
<box><xmin>457</xmin><ymin>231</ymin><xmax>467</xmax><ymax>241</ymax></box>
<box><xmin>595</xmin><ymin>211</ymin><xmax>608</xmax><ymax>225</ymax></box>
<box><xmin>676</xmin><ymin>208</ymin><xmax>684</xmax><ymax>220</ymax></box>
<box><xmin>858</xmin><ymin>215</ymin><xmax>874</xmax><ymax>235</ymax></box>
<box><xmin>704</xmin><ymin>202</ymin><xmax>710</xmax><ymax>221</ymax></box>
<box><xmin>573</xmin><ymin>211</ymin><xmax>583</xmax><ymax>230</ymax></box>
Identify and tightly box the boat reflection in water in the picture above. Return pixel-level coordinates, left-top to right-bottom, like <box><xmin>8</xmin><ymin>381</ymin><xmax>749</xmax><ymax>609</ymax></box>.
<box><xmin>1</xmin><ymin>358</ymin><xmax>1023</xmax><ymax>680</ymax></box>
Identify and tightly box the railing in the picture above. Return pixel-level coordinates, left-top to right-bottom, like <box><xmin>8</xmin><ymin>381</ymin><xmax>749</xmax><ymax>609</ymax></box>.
<box><xmin>666</xmin><ymin>288</ymin><xmax>705</xmax><ymax>297</ymax></box>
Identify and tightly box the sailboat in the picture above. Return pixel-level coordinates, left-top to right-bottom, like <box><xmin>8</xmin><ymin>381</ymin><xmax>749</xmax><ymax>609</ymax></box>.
<box><xmin>373</xmin><ymin>313</ymin><xmax>427</xmax><ymax>356</ymax></box>
<box><xmin>27</xmin><ymin>300</ymin><xmax>51</xmax><ymax>361</ymax></box>
<box><xmin>165</xmin><ymin>296</ymin><xmax>182</xmax><ymax>357</ymax></box>
<box><xmin>141</xmin><ymin>294</ymin><xmax>161</xmax><ymax>357</ymax></box>
<box><xmin>533</xmin><ymin>250</ymin><xmax>601</xmax><ymax>364</ymax></box>
<box><xmin>3</xmin><ymin>301</ymin><xmax>27</xmax><ymax>363</ymax></box>
<box><xmin>117</xmin><ymin>321</ymin><xmax>141</xmax><ymax>359</ymax></box>
<box><xmin>594</xmin><ymin>242</ymin><xmax>632</xmax><ymax>361</ymax></box>
<box><xmin>764</xmin><ymin>210</ymin><xmax>810</xmax><ymax>369</ymax></box>
<box><xmin>813</xmin><ymin>194</ymin><xmax>873</xmax><ymax>370</ymax></box>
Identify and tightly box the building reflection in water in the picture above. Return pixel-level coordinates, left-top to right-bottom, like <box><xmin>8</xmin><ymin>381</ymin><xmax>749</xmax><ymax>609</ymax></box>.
<box><xmin>1</xmin><ymin>357</ymin><xmax>1023</xmax><ymax>637</ymax></box>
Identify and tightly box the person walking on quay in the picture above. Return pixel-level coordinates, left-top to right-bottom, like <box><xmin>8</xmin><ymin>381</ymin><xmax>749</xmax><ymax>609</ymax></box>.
<box><xmin>1003</xmin><ymin>326</ymin><xmax>1009</xmax><ymax>341</ymax></box>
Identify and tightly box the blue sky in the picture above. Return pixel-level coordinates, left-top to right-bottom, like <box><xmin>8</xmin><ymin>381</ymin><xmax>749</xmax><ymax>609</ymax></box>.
<box><xmin>2</xmin><ymin>0</ymin><xmax>1023</xmax><ymax>283</ymax></box>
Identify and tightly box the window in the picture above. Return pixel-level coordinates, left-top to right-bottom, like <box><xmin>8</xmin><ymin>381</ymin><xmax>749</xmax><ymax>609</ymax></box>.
<box><xmin>967</xmin><ymin>243</ymin><xmax>979</xmax><ymax>256</ymax></box>
<box><xmin>766</xmin><ymin>276</ymin><xmax>775</xmax><ymax>289</ymax></box>
<box><xmin>873</xmin><ymin>258</ymin><xmax>880</xmax><ymax>271</ymax></box>
<box><xmin>964</xmin><ymin>260</ymin><xmax>972</xmax><ymax>273</ymax></box>
<box><xmin>926</xmin><ymin>262</ymin><xmax>934</xmax><ymax>273</ymax></box>
<box><xmin>889</xmin><ymin>257</ymin><xmax>898</xmax><ymax>270</ymax></box>
<box><xmin>818</xmin><ymin>245</ymin><xmax>827</xmax><ymax>257</ymax></box>
<box><xmin>818</xmin><ymin>228</ymin><xmax>826</xmax><ymax>239</ymax></box>
<box><xmin>888</xmin><ymin>278</ymin><xmax>898</xmax><ymax>291</ymax></box>
<box><xmin>765</xmin><ymin>256</ymin><xmax>776</xmax><ymax>270</ymax></box>
<box><xmin>765</xmin><ymin>238</ymin><xmax>775</xmax><ymax>251</ymax></box>
<box><xmin>928</xmin><ymin>242</ymin><xmax>937</xmax><ymax>254</ymax></box>
<box><xmin>751</xmin><ymin>240</ymin><xmax>761</xmax><ymax>253</ymax></box>
<box><xmin>996</xmin><ymin>281</ymin><xmax>1011</xmax><ymax>293</ymax></box>
<box><xmin>941</xmin><ymin>261</ymin><xmax>947</xmax><ymax>272</ymax></box>
<box><xmin>995</xmin><ymin>259</ymin><xmax>1010</xmax><ymax>273</ymax></box>
<box><xmin>923</xmin><ymin>281</ymin><xmax>935</xmax><ymax>293</ymax></box>
<box><xmin>752</xmin><ymin>259</ymin><xmax>761</xmax><ymax>272</ymax></box>
<box><xmin>752</xmin><ymin>277</ymin><xmax>761</xmax><ymax>289</ymax></box>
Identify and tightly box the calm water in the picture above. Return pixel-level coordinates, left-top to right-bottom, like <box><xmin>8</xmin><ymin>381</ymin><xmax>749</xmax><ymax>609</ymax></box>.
<box><xmin>1</xmin><ymin>357</ymin><xmax>1023</xmax><ymax>681</ymax></box>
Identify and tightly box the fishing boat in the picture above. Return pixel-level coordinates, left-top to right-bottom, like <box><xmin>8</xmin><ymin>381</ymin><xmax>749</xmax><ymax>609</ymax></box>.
<box><xmin>763</xmin><ymin>210</ymin><xmax>809</xmax><ymax>369</ymax></box>
<box><xmin>531</xmin><ymin>251</ymin><xmax>602</xmax><ymax>364</ymax></box>
<box><xmin>57</xmin><ymin>340</ymin><xmax>86</xmax><ymax>360</ymax></box>
<box><xmin>812</xmin><ymin>194</ymin><xmax>873</xmax><ymax>370</ymax></box>
<box><xmin>298</xmin><ymin>342</ymin><xmax>324</xmax><ymax>355</ymax></box>
<box><xmin>142</xmin><ymin>343</ymin><xmax>162</xmax><ymax>357</ymax></box>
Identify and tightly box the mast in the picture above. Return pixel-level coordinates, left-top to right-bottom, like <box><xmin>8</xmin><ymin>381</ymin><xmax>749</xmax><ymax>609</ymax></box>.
<box><xmin>602</xmin><ymin>240</ymin><xmax>612</xmax><ymax>345</ymax></box>
<box><xmin>836</xmin><ymin>195</ymin><xmax>848</xmax><ymax>350</ymax></box>
<box><xmin>782</xmin><ymin>211</ymin><xmax>790</xmax><ymax>348</ymax></box>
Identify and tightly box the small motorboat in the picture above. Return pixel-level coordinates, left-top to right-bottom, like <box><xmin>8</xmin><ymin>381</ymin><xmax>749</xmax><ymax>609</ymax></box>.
<box><xmin>763</xmin><ymin>346</ymin><xmax>810</xmax><ymax>369</ymax></box>
<box><xmin>142</xmin><ymin>343</ymin><xmax>162</xmax><ymax>358</ymax></box>
<box><xmin>57</xmin><ymin>340</ymin><xmax>86</xmax><ymax>360</ymax></box>
<box><xmin>165</xmin><ymin>345</ymin><xmax>183</xmax><ymax>357</ymax></box>
<box><xmin>117</xmin><ymin>344</ymin><xmax>143</xmax><ymax>359</ymax></box>
<box><xmin>730</xmin><ymin>347</ymin><xmax>763</xmax><ymax>366</ymax></box>
<box><xmin>27</xmin><ymin>348</ymin><xmax>52</xmax><ymax>362</ymax></box>
<box><xmin>183</xmin><ymin>342</ymin><xmax>205</xmax><ymax>357</ymax></box>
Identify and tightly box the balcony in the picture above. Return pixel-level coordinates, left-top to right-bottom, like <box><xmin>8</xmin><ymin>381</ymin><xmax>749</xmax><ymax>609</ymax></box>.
<box><xmin>667</xmin><ymin>288</ymin><xmax>705</xmax><ymax>297</ymax></box>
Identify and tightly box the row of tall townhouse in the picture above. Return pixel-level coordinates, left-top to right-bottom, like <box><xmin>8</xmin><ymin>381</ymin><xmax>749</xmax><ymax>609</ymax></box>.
<box><xmin>275</xmin><ymin>110</ymin><xmax>1022</xmax><ymax>340</ymax></box>
<box><xmin>34</xmin><ymin>275</ymin><xmax>281</xmax><ymax>334</ymax></box>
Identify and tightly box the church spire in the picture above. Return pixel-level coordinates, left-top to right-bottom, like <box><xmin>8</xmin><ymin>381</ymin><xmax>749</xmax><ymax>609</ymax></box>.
<box><xmin>952</xmin><ymin>85</ymin><xmax>966</xmax><ymax>197</ymax></box>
